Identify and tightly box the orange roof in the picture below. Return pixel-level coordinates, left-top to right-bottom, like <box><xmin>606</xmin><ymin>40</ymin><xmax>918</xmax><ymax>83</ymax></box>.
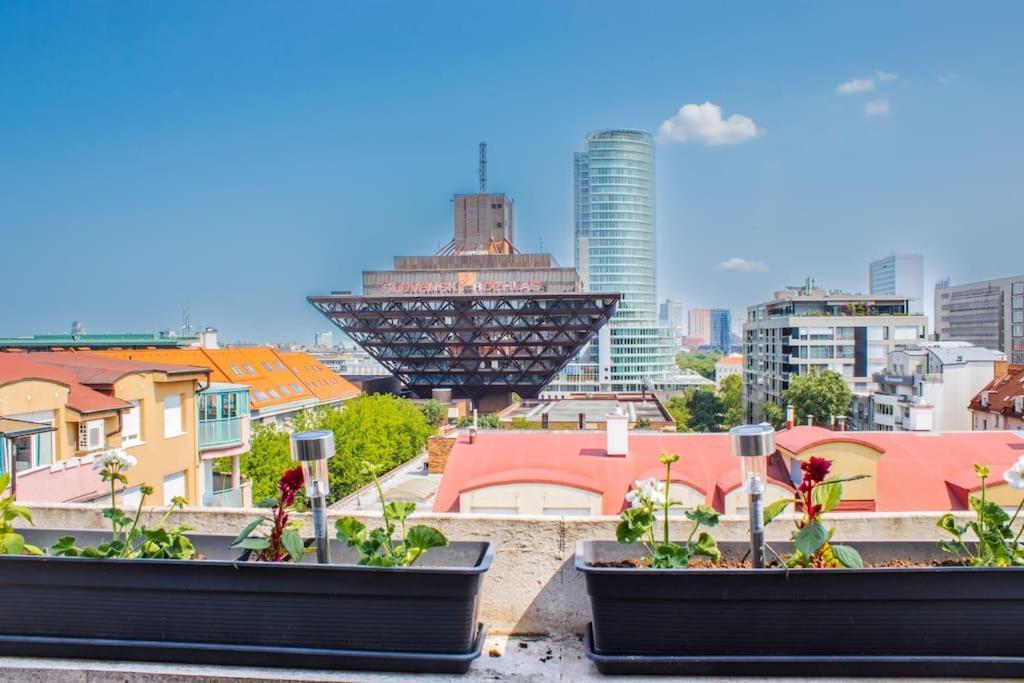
<box><xmin>715</xmin><ymin>354</ymin><xmax>743</xmax><ymax>367</ymax></box>
<box><xmin>0</xmin><ymin>355</ymin><xmax>130</xmax><ymax>414</ymax></box>
<box><xmin>97</xmin><ymin>347</ymin><xmax>357</xmax><ymax>413</ymax></box>
<box><xmin>970</xmin><ymin>364</ymin><xmax>1024</xmax><ymax>420</ymax></box>
<box><xmin>433</xmin><ymin>427</ymin><xmax>1024</xmax><ymax>514</ymax></box>
<box><xmin>27</xmin><ymin>352</ymin><xmax>209</xmax><ymax>384</ymax></box>
<box><xmin>277</xmin><ymin>352</ymin><xmax>359</xmax><ymax>403</ymax></box>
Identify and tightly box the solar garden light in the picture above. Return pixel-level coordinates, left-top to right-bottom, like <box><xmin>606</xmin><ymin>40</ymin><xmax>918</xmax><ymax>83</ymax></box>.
<box><xmin>290</xmin><ymin>430</ymin><xmax>335</xmax><ymax>564</ymax></box>
<box><xmin>729</xmin><ymin>423</ymin><xmax>776</xmax><ymax>569</ymax></box>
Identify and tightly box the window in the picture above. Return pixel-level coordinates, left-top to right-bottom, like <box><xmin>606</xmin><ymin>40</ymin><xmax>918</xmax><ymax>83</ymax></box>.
<box><xmin>221</xmin><ymin>393</ymin><xmax>239</xmax><ymax>419</ymax></box>
<box><xmin>244</xmin><ymin>364</ymin><xmax>256</xmax><ymax>375</ymax></box>
<box><xmin>267</xmin><ymin>388</ymin><xmax>280</xmax><ymax>399</ymax></box>
<box><xmin>163</xmin><ymin>394</ymin><xmax>184</xmax><ymax>437</ymax></box>
<box><xmin>279</xmin><ymin>385</ymin><xmax>291</xmax><ymax>396</ymax></box>
<box><xmin>79</xmin><ymin>419</ymin><xmax>105</xmax><ymax>451</ymax></box>
<box><xmin>10</xmin><ymin>410</ymin><xmax>55</xmax><ymax>469</ymax></box>
<box><xmin>262</xmin><ymin>361</ymin><xmax>274</xmax><ymax>372</ymax></box>
<box><xmin>122</xmin><ymin>400</ymin><xmax>142</xmax><ymax>444</ymax></box>
<box><xmin>253</xmin><ymin>390</ymin><xmax>268</xmax><ymax>401</ymax></box>
<box><xmin>275</xmin><ymin>362</ymin><xmax>285</xmax><ymax>371</ymax></box>
<box><xmin>229</xmin><ymin>365</ymin><xmax>243</xmax><ymax>376</ymax></box>
<box><xmin>163</xmin><ymin>471</ymin><xmax>186</xmax><ymax>503</ymax></box>
<box><xmin>122</xmin><ymin>486</ymin><xmax>143</xmax><ymax>509</ymax></box>
<box><xmin>290</xmin><ymin>384</ymin><xmax>303</xmax><ymax>394</ymax></box>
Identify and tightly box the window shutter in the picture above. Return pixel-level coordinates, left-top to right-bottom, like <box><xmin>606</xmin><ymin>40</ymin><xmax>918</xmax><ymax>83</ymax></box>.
<box><xmin>79</xmin><ymin>423</ymin><xmax>89</xmax><ymax>450</ymax></box>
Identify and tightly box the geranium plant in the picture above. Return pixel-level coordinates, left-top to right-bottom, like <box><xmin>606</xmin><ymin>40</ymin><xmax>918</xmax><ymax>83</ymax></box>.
<box><xmin>763</xmin><ymin>456</ymin><xmax>865</xmax><ymax>568</ymax></box>
<box><xmin>335</xmin><ymin>463</ymin><xmax>447</xmax><ymax>566</ymax></box>
<box><xmin>0</xmin><ymin>473</ymin><xmax>42</xmax><ymax>556</ymax></box>
<box><xmin>616</xmin><ymin>453</ymin><xmax>721</xmax><ymax>568</ymax></box>
<box><xmin>937</xmin><ymin>461</ymin><xmax>1024</xmax><ymax>566</ymax></box>
<box><xmin>232</xmin><ymin>465</ymin><xmax>307</xmax><ymax>562</ymax></box>
<box><xmin>51</xmin><ymin>451</ymin><xmax>196</xmax><ymax>560</ymax></box>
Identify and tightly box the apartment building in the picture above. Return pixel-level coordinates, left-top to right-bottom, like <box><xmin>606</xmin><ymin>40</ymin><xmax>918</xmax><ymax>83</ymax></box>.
<box><xmin>714</xmin><ymin>353</ymin><xmax>743</xmax><ymax>390</ymax></box>
<box><xmin>742</xmin><ymin>280</ymin><xmax>927</xmax><ymax>422</ymax></box>
<box><xmin>970</xmin><ymin>363</ymin><xmax>1024</xmax><ymax>431</ymax></box>
<box><xmin>688</xmin><ymin>308</ymin><xmax>711</xmax><ymax>346</ymax></box>
<box><xmin>851</xmin><ymin>342</ymin><xmax>1006</xmax><ymax>432</ymax></box>
<box><xmin>0</xmin><ymin>353</ymin><xmax>209</xmax><ymax>506</ymax></box>
<box><xmin>100</xmin><ymin>348</ymin><xmax>358</xmax><ymax>426</ymax></box>
<box><xmin>934</xmin><ymin>274</ymin><xmax>1024</xmax><ymax>364</ymax></box>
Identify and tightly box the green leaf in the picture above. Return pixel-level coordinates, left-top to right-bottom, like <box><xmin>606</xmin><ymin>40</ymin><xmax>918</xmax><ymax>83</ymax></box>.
<box><xmin>2</xmin><ymin>532</ymin><xmax>24</xmax><ymax>556</ymax></box>
<box><xmin>794</xmin><ymin>520</ymin><xmax>829</xmax><ymax>557</ymax></box>
<box><xmin>691</xmin><ymin>531</ymin><xmax>721</xmax><ymax>562</ymax></box>
<box><xmin>232</xmin><ymin>517</ymin><xmax>266</xmax><ymax>545</ymax></box>
<box><xmin>6</xmin><ymin>503</ymin><xmax>33</xmax><ymax>525</ymax></box>
<box><xmin>281</xmin><ymin>530</ymin><xmax>305</xmax><ymax>562</ymax></box>
<box><xmin>383</xmin><ymin>501</ymin><xmax>416</xmax><ymax>524</ymax></box>
<box><xmin>970</xmin><ymin>495</ymin><xmax>1010</xmax><ymax>527</ymax></box>
<box><xmin>831</xmin><ymin>544</ymin><xmax>863</xmax><ymax>568</ymax></box>
<box><xmin>615</xmin><ymin>508</ymin><xmax>653</xmax><ymax>545</ymax></box>
<box><xmin>813</xmin><ymin>481</ymin><xmax>842</xmax><ymax>513</ymax></box>
<box><xmin>234</xmin><ymin>537</ymin><xmax>271</xmax><ymax>551</ymax></box>
<box><xmin>49</xmin><ymin>536</ymin><xmax>81</xmax><ymax>557</ymax></box>
<box><xmin>335</xmin><ymin>517</ymin><xmax>367</xmax><ymax>545</ymax></box>
<box><xmin>256</xmin><ymin>497</ymin><xmax>279</xmax><ymax>508</ymax></box>
<box><xmin>763</xmin><ymin>499</ymin><xmax>793</xmax><ymax>525</ymax></box>
<box><xmin>652</xmin><ymin>542</ymin><xmax>691</xmax><ymax>568</ymax></box>
<box><xmin>0</xmin><ymin>474</ymin><xmax>9</xmax><ymax>491</ymax></box>
<box><xmin>23</xmin><ymin>544</ymin><xmax>43</xmax><ymax>556</ymax></box>
<box><xmin>937</xmin><ymin>513</ymin><xmax>965</xmax><ymax>536</ymax></box>
<box><xmin>685</xmin><ymin>505</ymin><xmax>719</xmax><ymax>528</ymax></box>
<box><xmin>405</xmin><ymin>525</ymin><xmax>447</xmax><ymax>553</ymax></box>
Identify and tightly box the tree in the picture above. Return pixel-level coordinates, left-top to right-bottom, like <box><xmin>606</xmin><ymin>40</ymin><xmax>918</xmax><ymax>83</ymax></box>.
<box><xmin>782</xmin><ymin>370</ymin><xmax>853</xmax><ymax>428</ymax></box>
<box><xmin>634</xmin><ymin>417</ymin><xmax>652</xmax><ymax>429</ymax></box>
<box><xmin>688</xmin><ymin>388</ymin><xmax>724</xmax><ymax>433</ymax></box>
<box><xmin>665</xmin><ymin>395</ymin><xmax>692</xmax><ymax>432</ymax></box>
<box><xmin>455</xmin><ymin>413</ymin><xmax>501</xmax><ymax>429</ymax></box>
<box><xmin>237</xmin><ymin>423</ymin><xmax>294</xmax><ymax>503</ymax></box>
<box><xmin>675</xmin><ymin>351</ymin><xmax>723</xmax><ymax>380</ymax></box>
<box><xmin>761</xmin><ymin>402</ymin><xmax>787</xmax><ymax>431</ymax></box>
<box><xmin>418</xmin><ymin>400</ymin><xmax>448</xmax><ymax>427</ymax></box>
<box><xmin>719</xmin><ymin>374</ymin><xmax>744</xmax><ymax>429</ymax></box>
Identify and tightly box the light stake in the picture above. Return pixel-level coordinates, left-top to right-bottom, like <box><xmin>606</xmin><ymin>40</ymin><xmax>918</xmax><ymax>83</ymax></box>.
<box><xmin>290</xmin><ymin>430</ymin><xmax>335</xmax><ymax>564</ymax></box>
<box><xmin>729</xmin><ymin>423</ymin><xmax>776</xmax><ymax>568</ymax></box>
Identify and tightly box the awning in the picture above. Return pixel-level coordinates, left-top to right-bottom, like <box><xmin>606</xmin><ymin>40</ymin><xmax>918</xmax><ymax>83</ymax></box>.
<box><xmin>0</xmin><ymin>418</ymin><xmax>56</xmax><ymax>438</ymax></box>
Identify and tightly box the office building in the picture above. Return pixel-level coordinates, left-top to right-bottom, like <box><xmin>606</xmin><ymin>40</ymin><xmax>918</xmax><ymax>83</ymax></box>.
<box><xmin>688</xmin><ymin>308</ymin><xmax>711</xmax><ymax>346</ymax></box>
<box><xmin>710</xmin><ymin>309</ymin><xmax>732</xmax><ymax>352</ymax></box>
<box><xmin>742</xmin><ymin>278</ymin><xmax>927</xmax><ymax>422</ymax></box>
<box><xmin>659</xmin><ymin>299</ymin><xmax>685</xmax><ymax>343</ymax></box>
<box><xmin>571</xmin><ymin>129</ymin><xmax>676</xmax><ymax>392</ymax></box>
<box><xmin>934</xmin><ymin>274</ymin><xmax>1024</xmax><ymax>364</ymax></box>
<box><xmin>970</xmin><ymin>363</ymin><xmax>1024</xmax><ymax>431</ymax></box>
<box><xmin>314</xmin><ymin>331</ymin><xmax>334</xmax><ymax>348</ymax></box>
<box><xmin>310</xmin><ymin>149</ymin><xmax>618</xmax><ymax>410</ymax></box>
<box><xmin>851</xmin><ymin>342</ymin><xmax>1006</xmax><ymax>432</ymax></box>
<box><xmin>870</xmin><ymin>254</ymin><xmax>924</xmax><ymax>314</ymax></box>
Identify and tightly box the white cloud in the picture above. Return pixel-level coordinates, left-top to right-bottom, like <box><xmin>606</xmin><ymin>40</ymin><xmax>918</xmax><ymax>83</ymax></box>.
<box><xmin>836</xmin><ymin>78</ymin><xmax>875</xmax><ymax>95</ymax></box>
<box><xmin>875</xmin><ymin>70</ymin><xmax>899</xmax><ymax>82</ymax></box>
<box><xmin>657</xmin><ymin>102</ymin><xmax>761</xmax><ymax>146</ymax></box>
<box><xmin>864</xmin><ymin>99</ymin><xmax>890</xmax><ymax>116</ymax></box>
<box><xmin>714</xmin><ymin>257</ymin><xmax>769</xmax><ymax>273</ymax></box>
<box><xmin>937</xmin><ymin>72</ymin><xmax>959</xmax><ymax>85</ymax></box>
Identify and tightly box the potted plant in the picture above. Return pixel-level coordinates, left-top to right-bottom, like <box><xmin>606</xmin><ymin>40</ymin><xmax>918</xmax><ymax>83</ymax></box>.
<box><xmin>0</xmin><ymin>455</ymin><xmax>492</xmax><ymax>674</ymax></box>
<box><xmin>577</xmin><ymin>453</ymin><xmax>1024</xmax><ymax>676</ymax></box>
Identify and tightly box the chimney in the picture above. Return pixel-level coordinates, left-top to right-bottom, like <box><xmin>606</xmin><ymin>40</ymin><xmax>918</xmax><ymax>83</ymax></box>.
<box><xmin>830</xmin><ymin>415</ymin><xmax>836</xmax><ymax>431</ymax></box>
<box><xmin>836</xmin><ymin>416</ymin><xmax>847</xmax><ymax>432</ymax></box>
<box><xmin>806</xmin><ymin>414</ymin><xmax>814</xmax><ymax>426</ymax></box>
<box><xmin>605</xmin><ymin>406</ymin><xmax>629</xmax><ymax>456</ymax></box>
<box><xmin>472</xmin><ymin>409</ymin><xmax>478</xmax><ymax>429</ymax></box>
<box><xmin>578</xmin><ymin>412</ymin><xmax>586</xmax><ymax>430</ymax></box>
<box><xmin>541</xmin><ymin>412</ymin><xmax>549</xmax><ymax>430</ymax></box>
<box><xmin>785</xmin><ymin>405</ymin><xmax>795</xmax><ymax>429</ymax></box>
<box><xmin>994</xmin><ymin>359</ymin><xmax>1010</xmax><ymax>380</ymax></box>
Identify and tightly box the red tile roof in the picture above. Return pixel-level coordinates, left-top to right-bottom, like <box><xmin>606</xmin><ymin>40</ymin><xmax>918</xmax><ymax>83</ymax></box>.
<box><xmin>433</xmin><ymin>427</ymin><xmax>1024</xmax><ymax>514</ymax></box>
<box><xmin>970</xmin><ymin>364</ymin><xmax>1024</xmax><ymax>420</ymax></box>
<box><xmin>0</xmin><ymin>356</ymin><xmax>130</xmax><ymax>414</ymax></box>
<box><xmin>26</xmin><ymin>352</ymin><xmax>209</xmax><ymax>385</ymax></box>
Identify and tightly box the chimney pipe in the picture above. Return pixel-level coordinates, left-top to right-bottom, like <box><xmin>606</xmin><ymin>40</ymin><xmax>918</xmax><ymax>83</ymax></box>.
<box><xmin>837</xmin><ymin>416</ymin><xmax>846</xmax><ymax>432</ymax></box>
<box><xmin>472</xmin><ymin>408</ymin><xmax>478</xmax><ymax>430</ymax></box>
<box><xmin>785</xmin><ymin>404</ymin><xmax>795</xmax><ymax>429</ymax></box>
<box><xmin>578</xmin><ymin>412</ymin><xmax>585</xmax><ymax>430</ymax></box>
<box><xmin>605</xmin><ymin>406</ymin><xmax>628</xmax><ymax>456</ymax></box>
<box><xmin>806</xmin><ymin>414</ymin><xmax>814</xmax><ymax>427</ymax></box>
<box><xmin>830</xmin><ymin>414</ymin><xmax>836</xmax><ymax>431</ymax></box>
<box><xmin>541</xmin><ymin>412</ymin><xmax>549</xmax><ymax>430</ymax></box>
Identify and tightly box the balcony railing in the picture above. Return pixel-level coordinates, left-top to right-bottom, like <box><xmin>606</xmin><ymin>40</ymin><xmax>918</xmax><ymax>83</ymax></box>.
<box><xmin>198</xmin><ymin>417</ymin><xmax>242</xmax><ymax>449</ymax></box>
<box><xmin>203</xmin><ymin>481</ymin><xmax>251</xmax><ymax>508</ymax></box>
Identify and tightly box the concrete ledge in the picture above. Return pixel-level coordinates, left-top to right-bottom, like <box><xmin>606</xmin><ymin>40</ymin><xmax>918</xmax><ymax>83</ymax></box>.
<box><xmin>23</xmin><ymin>504</ymin><xmax>968</xmax><ymax>636</ymax></box>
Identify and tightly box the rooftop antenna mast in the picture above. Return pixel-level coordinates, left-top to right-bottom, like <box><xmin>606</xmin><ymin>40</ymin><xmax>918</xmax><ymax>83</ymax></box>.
<box><xmin>479</xmin><ymin>142</ymin><xmax>487</xmax><ymax>194</ymax></box>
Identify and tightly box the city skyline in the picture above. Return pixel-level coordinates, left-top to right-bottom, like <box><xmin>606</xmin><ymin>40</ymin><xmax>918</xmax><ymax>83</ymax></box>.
<box><xmin>2</xmin><ymin>2</ymin><xmax>1022</xmax><ymax>343</ymax></box>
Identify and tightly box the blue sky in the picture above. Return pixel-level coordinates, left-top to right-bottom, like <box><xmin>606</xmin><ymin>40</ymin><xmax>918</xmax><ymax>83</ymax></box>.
<box><xmin>2</xmin><ymin>2</ymin><xmax>1021</xmax><ymax>343</ymax></box>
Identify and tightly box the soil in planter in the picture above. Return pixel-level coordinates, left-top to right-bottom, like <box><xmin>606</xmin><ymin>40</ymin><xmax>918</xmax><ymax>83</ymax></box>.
<box><xmin>590</xmin><ymin>557</ymin><xmax>970</xmax><ymax>569</ymax></box>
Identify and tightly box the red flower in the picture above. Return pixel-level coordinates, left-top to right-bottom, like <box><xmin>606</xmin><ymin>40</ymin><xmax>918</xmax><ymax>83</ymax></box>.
<box><xmin>801</xmin><ymin>457</ymin><xmax>832</xmax><ymax>484</ymax></box>
<box><xmin>278</xmin><ymin>465</ymin><xmax>305</xmax><ymax>507</ymax></box>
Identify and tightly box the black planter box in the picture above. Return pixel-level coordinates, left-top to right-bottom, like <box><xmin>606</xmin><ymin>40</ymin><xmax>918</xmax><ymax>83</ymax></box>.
<box><xmin>0</xmin><ymin>529</ymin><xmax>492</xmax><ymax>674</ymax></box>
<box><xmin>578</xmin><ymin>540</ymin><xmax>1024</xmax><ymax>677</ymax></box>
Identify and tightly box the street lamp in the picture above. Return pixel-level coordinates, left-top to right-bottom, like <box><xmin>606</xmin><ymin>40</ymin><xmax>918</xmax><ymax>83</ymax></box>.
<box><xmin>290</xmin><ymin>430</ymin><xmax>334</xmax><ymax>564</ymax></box>
<box><xmin>729</xmin><ymin>423</ymin><xmax>776</xmax><ymax>568</ymax></box>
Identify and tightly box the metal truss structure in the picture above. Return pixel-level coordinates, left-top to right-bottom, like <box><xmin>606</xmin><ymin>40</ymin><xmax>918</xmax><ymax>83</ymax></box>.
<box><xmin>308</xmin><ymin>292</ymin><xmax>619</xmax><ymax>401</ymax></box>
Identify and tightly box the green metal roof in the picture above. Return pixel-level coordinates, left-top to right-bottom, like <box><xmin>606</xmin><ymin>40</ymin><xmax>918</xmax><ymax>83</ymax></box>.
<box><xmin>0</xmin><ymin>333</ymin><xmax>197</xmax><ymax>350</ymax></box>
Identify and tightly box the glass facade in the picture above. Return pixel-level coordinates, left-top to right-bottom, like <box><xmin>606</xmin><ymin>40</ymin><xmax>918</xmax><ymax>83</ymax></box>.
<box><xmin>710</xmin><ymin>308</ymin><xmax>732</xmax><ymax>352</ymax></box>
<box><xmin>573</xmin><ymin>129</ymin><xmax>675</xmax><ymax>390</ymax></box>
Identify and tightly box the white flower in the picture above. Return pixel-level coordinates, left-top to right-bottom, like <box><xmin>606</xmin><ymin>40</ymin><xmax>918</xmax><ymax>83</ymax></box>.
<box><xmin>1004</xmin><ymin>456</ymin><xmax>1024</xmax><ymax>490</ymax></box>
<box><xmin>626</xmin><ymin>478</ymin><xmax>667</xmax><ymax>508</ymax></box>
<box><xmin>92</xmin><ymin>449</ymin><xmax>138</xmax><ymax>471</ymax></box>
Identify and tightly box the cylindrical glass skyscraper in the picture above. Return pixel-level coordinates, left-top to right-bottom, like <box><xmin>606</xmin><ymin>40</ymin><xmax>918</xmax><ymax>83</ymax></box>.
<box><xmin>574</xmin><ymin>129</ymin><xmax>676</xmax><ymax>391</ymax></box>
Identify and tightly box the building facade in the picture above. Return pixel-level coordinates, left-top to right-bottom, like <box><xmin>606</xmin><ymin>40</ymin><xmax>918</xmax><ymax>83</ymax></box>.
<box><xmin>714</xmin><ymin>353</ymin><xmax>743</xmax><ymax>390</ymax></box>
<box><xmin>934</xmin><ymin>274</ymin><xmax>1024</xmax><ymax>364</ymax></box>
<box><xmin>572</xmin><ymin>129</ymin><xmax>676</xmax><ymax>392</ymax></box>
<box><xmin>710</xmin><ymin>308</ymin><xmax>732</xmax><ymax>353</ymax></box>
<box><xmin>659</xmin><ymin>299</ymin><xmax>685</xmax><ymax>345</ymax></box>
<box><xmin>0</xmin><ymin>353</ymin><xmax>210</xmax><ymax>506</ymax></box>
<box><xmin>851</xmin><ymin>342</ymin><xmax>1005</xmax><ymax>432</ymax></box>
<box><xmin>742</xmin><ymin>280</ymin><xmax>927</xmax><ymax>422</ymax></box>
<box><xmin>870</xmin><ymin>254</ymin><xmax>924</xmax><ymax>314</ymax></box>
<box><xmin>969</xmin><ymin>363</ymin><xmax>1024</xmax><ymax>431</ymax></box>
<box><xmin>688</xmin><ymin>308</ymin><xmax>711</xmax><ymax>346</ymax></box>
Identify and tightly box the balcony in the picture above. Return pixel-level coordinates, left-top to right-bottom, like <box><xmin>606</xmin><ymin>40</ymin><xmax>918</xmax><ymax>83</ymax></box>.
<box><xmin>198</xmin><ymin>417</ymin><xmax>243</xmax><ymax>450</ymax></box>
<box><xmin>202</xmin><ymin>481</ymin><xmax>252</xmax><ymax>508</ymax></box>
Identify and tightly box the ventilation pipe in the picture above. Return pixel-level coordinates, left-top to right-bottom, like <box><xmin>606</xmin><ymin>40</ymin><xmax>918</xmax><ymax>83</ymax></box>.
<box><xmin>606</xmin><ymin>406</ymin><xmax>629</xmax><ymax>456</ymax></box>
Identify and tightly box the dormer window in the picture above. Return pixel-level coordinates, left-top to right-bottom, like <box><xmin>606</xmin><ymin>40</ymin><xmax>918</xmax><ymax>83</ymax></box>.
<box><xmin>981</xmin><ymin>392</ymin><xmax>990</xmax><ymax>408</ymax></box>
<box><xmin>1016</xmin><ymin>396</ymin><xmax>1024</xmax><ymax>415</ymax></box>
